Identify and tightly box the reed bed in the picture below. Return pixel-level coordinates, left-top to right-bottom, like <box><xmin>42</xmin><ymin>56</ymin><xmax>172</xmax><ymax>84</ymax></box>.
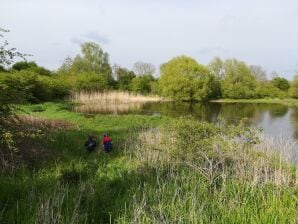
<box><xmin>71</xmin><ymin>91</ymin><xmax>165</xmax><ymax>114</ymax></box>
<box><xmin>71</xmin><ymin>91</ymin><xmax>164</xmax><ymax>104</ymax></box>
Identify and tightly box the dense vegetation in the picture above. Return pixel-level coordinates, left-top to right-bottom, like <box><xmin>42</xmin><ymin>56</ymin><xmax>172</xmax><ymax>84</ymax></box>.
<box><xmin>1</xmin><ymin>103</ymin><xmax>297</xmax><ymax>223</ymax></box>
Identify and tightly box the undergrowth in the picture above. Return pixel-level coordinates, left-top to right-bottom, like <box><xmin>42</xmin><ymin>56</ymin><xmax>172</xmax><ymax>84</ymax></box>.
<box><xmin>0</xmin><ymin>102</ymin><xmax>297</xmax><ymax>223</ymax></box>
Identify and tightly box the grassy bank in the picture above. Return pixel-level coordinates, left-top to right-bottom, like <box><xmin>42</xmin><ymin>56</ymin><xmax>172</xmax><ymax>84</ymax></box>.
<box><xmin>211</xmin><ymin>98</ymin><xmax>298</xmax><ymax>107</ymax></box>
<box><xmin>1</xmin><ymin>102</ymin><xmax>298</xmax><ymax>223</ymax></box>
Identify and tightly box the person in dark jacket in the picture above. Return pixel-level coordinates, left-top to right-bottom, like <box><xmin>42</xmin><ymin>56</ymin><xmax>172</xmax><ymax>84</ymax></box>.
<box><xmin>84</xmin><ymin>135</ymin><xmax>97</xmax><ymax>152</ymax></box>
<box><xmin>102</xmin><ymin>133</ymin><xmax>112</xmax><ymax>153</ymax></box>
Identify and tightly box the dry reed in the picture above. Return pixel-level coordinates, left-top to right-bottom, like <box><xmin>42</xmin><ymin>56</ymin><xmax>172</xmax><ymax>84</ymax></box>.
<box><xmin>71</xmin><ymin>91</ymin><xmax>164</xmax><ymax>104</ymax></box>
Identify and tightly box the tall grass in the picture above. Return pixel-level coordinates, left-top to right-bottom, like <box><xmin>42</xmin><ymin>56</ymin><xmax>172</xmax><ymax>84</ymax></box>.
<box><xmin>71</xmin><ymin>91</ymin><xmax>164</xmax><ymax>104</ymax></box>
<box><xmin>119</xmin><ymin>120</ymin><xmax>298</xmax><ymax>223</ymax></box>
<box><xmin>1</xmin><ymin>103</ymin><xmax>298</xmax><ymax>223</ymax></box>
<box><xmin>71</xmin><ymin>91</ymin><xmax>165</xmax><ymax>114</ymax></box>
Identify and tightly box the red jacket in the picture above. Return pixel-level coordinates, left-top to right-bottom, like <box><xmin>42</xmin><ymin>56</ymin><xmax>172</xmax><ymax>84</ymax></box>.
<box><xmin>102</xmin><ymin>136</ymin><xmax>112</xmax><ymax>144</ymax></box>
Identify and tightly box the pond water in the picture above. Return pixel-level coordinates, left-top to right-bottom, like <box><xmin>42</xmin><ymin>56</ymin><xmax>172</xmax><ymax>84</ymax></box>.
<box><xmin>74</xmin><ymin>102</ymin><xmax>298</xmax><ymax>161</ymax></box>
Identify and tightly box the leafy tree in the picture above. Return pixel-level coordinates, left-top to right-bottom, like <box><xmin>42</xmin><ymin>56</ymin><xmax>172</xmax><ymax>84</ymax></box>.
<box><xmin>289</xmin><ymin>75</ymin><xmax>298</xmax><ymax>98</ymax></box>
<box><xmin>12</xmin><ymin>61</ymin><xmax>37</xmax><ymax>71</ymax></box>
<box><xmin>271</xmin><ymin>77</ymin><xmax>290</xmax><ymax>91</ymax></box>
<box><xmin>133</xmin><ymin>61</ymin><xmax>156</xmax><ymax>76</ymax></box>
<box><xmin>12</xmin><ymin>61</ymin><xmax>51</xmax><ymax>76</ymax></box>
<box><xmin>159</xmin><ymin>56</ymin><xmax>215</xmax><ymax>101</ymax></box>
<box><xmin>57</xmin><ymin>56</ymin><xmax>73</xmax><ymax>75</ymax></box>
<box><xmin>0</xmin><ymin>28</ymin><xmax>28</xmax><ymax>117</ymax></box>
<box><xmin>65</xmin><ymin>42</ymin><xmax>114</xmax><ymax>88</ymax></box>
<box><xmin>113</xmin><ymin>65</ymin><xmax>136</xmax><ymax>91</ymax></box>
<box><xmin>256</xmin><ymin>81</ymin><xmax>286</xmax><ymax>98</ymax></box>
<box><xmin>208</xmin><ymin>57</ymin><xmax>224</xmax><ymax>79</ymax></box>
<box><xmin>221</xmin><ymin>59</ymin><xmax>257</xmax><ymax>99</ymax></box>
<box><xmin>131</xmin><ymin>74</ymin><xmax>155</xmax><ymax>94</ymax></box>
<box><xmin>72</xmin><ymin>42</ymin><xmax>112</xmax><ymax>76</ymax></box>
<box><xmin>76</xmin><ymin>72</ymin><xmax>109</xmax><ymax>91</ymax></box>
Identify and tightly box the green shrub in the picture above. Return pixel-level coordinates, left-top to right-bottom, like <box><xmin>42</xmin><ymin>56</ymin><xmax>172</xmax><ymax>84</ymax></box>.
<box><xmin>76</xmin><ymin>72</ymin><xmax>109</xmax><ymax>91</ymax></box>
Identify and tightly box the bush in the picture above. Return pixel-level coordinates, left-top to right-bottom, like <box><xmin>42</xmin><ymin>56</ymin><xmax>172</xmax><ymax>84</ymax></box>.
<box><xmin>76</xmin><ymin>72</ymin><xmax>109</xmax><ymax>91</ymax></box>
<box><xmin>256</xmin><ymin>82</ymin><xmax>287</xmax><ymax>98</ymax></box>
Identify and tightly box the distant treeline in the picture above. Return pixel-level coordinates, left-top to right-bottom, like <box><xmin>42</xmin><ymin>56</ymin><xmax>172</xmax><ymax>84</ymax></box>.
<box><xmin>1</xmin><ymin>41</ymin><xmax>298</xmax><ymax>103</ymax></box>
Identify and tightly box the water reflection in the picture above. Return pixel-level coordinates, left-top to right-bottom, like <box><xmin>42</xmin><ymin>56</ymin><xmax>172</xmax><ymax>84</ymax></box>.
<box><xmin>73</xmin><ymin>103</ymin><xmax>143</xmax><ymax>114</ymax></box>
<box><xmin>73</xmin><ymin>101</ymin><xmax>298</xmax><ymax>142</ymax></box>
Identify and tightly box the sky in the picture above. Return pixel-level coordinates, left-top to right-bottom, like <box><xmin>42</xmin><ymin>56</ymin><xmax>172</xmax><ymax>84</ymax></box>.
<box><xmin>1</xmin><ymin>0</ymin><xmax>298</xmax><ymax>79</ymax></box>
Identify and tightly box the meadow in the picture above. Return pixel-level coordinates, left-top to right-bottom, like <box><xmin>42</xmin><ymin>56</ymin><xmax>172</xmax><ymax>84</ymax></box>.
<box><xmin>1</xmin><ymin>101</ymin><xmax>298</xmax><ymax>223</ymax></box>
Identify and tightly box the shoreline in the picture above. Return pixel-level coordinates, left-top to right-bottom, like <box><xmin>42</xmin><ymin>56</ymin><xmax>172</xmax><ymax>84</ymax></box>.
<box><xmin>210</xmin><ymin>98</ymin><xmax>298</xmax><ymax>106</ymax></box>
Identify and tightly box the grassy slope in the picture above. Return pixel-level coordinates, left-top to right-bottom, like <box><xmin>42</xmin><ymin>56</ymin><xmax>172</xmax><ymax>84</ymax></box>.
<box><xmin>211</xmin><ymin>98</ymin><xmax>298</xmax><ymax>106</ymax></box>
<box><xmin>1</xmin><ymin>102</ymin><xmax>298</xmax><ymax>223</ymax></box>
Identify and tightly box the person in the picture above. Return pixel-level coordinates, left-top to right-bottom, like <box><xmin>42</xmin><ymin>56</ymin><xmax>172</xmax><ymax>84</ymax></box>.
<box><xmin>102</xmin><ymin>133</ymin><xmax>112</xmax><ymax>153</ymax></box>
<box><xmin>84</xmin><ymin>135</ymin><xmax>97</xmax><ymax>152</ymax></box>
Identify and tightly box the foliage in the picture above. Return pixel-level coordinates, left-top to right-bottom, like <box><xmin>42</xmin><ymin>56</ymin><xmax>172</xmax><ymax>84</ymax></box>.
<box><xmin>256</xmin><ymin>81</ymin><xmax>286</xmax><ymax>98</ymax></box>
<box><xmin>113</xmin><ymin>65</ymin><xmax>136</xmax><ymax>91</ymax></box>
<box><xmin>0</xmin><ymin>28</ymin><xmax>27</xmax><ymax>67</ymax></box>
<box><xmin>159</xmin><ymin>56</ymin><xmax>216</xmax><ymax>101</ymax></box>
<box><xmin>289</xmin><ymin>75</ymin><xmax>298</xmax><ymax>98</ymax></box>
<box><xmin>221</xmin><ymin>59</ymin><xmax>258</xmax><ymax>99</ymax></box>
<box><xmin>131</xmin><ymin>74</ymin><xmax>155</xmax><ymax>94</ymax></box>
<box><xmin>76</xmin><ymin>72</ymin><xmax>109</xmax><ymax>91</ymax></box>
<box><xmin>271</xmin><ymin>77</ymin><xmax>290</xmax><ymax>91</ymax></box>
<box><xmin>208</xmin><ymin>57</ymin><xmax>224</xmax><ymax>79</ymax></box>
<box><xmin>12</xmin><ymin>61</ymin><xmax>37</xmax><ymax>71</ymax></box>
<box><xmin>72</xmin><ymin>42</ymin><xmax>112</xmax><ymax>78</ymax></box>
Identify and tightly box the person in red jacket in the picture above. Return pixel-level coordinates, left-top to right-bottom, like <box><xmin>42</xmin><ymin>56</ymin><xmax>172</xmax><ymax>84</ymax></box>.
<box><xmin>102</xmin><ymin>133</ymin><xmax>112</xmax><ymax>153</ymax></box>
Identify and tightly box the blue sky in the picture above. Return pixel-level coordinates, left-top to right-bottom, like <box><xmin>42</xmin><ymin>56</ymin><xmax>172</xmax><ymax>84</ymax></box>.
<box><xmin>1</xmin><ymin>0</ymin><xmax>298</xmax><ymax>79</ymax></box>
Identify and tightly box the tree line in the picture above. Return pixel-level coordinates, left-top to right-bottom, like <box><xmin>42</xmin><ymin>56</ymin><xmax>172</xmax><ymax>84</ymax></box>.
<box><xmin>1</xmin><ymin>37</ymin><xmax>298</xmax><ymax>104</ymax></box>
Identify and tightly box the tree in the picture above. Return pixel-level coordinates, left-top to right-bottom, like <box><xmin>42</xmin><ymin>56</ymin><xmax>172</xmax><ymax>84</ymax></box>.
<box><xmin>57</xmin><ymin>56</ymin><xmax>73</xmax><ymax>75</ymax></box>
<box><xmin>72</xmin><ymin>42</ymin><xmax>111</xmax><ymax>76</ymax></box>
<box><xmin>133</xmin><ymin>61</ymin><xmax>156</xmax><ymax>76</ymax></box>
<box><xmin>12</xmin><ymin>61</ymin><xmax>37</xmax><ymax>71</ymax></box>
<box><xmin>208</xmin><ymin>57</ymin><xmax>224</xmax><ymax>79</ymax></box>
<box><xmin>249</xmin><ymin>65</ymin><xmax>267</xmax><ymax>82</ymax></box>
<box><xmin>221</xmin><ymin>59</ymin><xmax>257</xmax><ymax>99</ymax></box>
<box><xmin>271</xmin><ymin>77</ymin><xmax>290</xmax><ymax>91</ymax></box>
<box><xmin>159</xmin><ymin>56</ymin><xmax>215</xmax><ymax>101</ymax></box>
<box><xmin>0</xmin><ymin>28</ymin><xmax>28</xmax><ymax>117</ymax></box>
<box><xmin>113</xmin><ymin>65</ymin><xmax>136</xmax><ymax>91</ymax></box>
<box><xmin>12</xmin><ymin>61</ymin><xmax>51</xmax><ymax>76</ymax></box>
<box><xmin>77</xmin><ymin>72</ymin><xmax>109</xmax><ymax>91</ymax></box>
<box><xmin>0</xmin><ymin>28</ymin><xmax>29</xmax><ymax>151</ymax></box>
<box><xmin>70</xmin><ymin>42</ymin><xmax>113</xmax><ymax>87</ymax></box>
<box><xmin>289</xmin><ymin>75</ymin><xmax>298</xmax><ymax>98</ymax></box>
<box><xmin>0</xmin><ymin>28</ymin><xmax>27</xmax><ymax>67</ymax></box>
<box><xmin>131</xmin><ymin>74</ymin><xmax>155</xmax><ymax>94</ymax></box>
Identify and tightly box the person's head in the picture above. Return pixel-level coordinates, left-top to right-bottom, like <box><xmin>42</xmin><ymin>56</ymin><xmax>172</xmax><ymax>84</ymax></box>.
<box><xmin>88</xmin><ymin>134</ymin><xmax>94</xmax><ymax>140</ymax></box>
<box><xmin>103</xmin><ymin>133</ymin><xmax>109</xmax><ymax>137</ymax></box>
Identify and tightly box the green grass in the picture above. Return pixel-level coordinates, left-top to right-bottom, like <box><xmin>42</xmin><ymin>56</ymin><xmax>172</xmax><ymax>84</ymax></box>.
<box><xmin>211</xmin><ymin>98</ymin><xmax>298</xmax><ymax>107</ymax></box>
<box><xmin>1</xmin><ymin>102</ymin><xmax>298</xmax><ymax>223</ymax></box>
